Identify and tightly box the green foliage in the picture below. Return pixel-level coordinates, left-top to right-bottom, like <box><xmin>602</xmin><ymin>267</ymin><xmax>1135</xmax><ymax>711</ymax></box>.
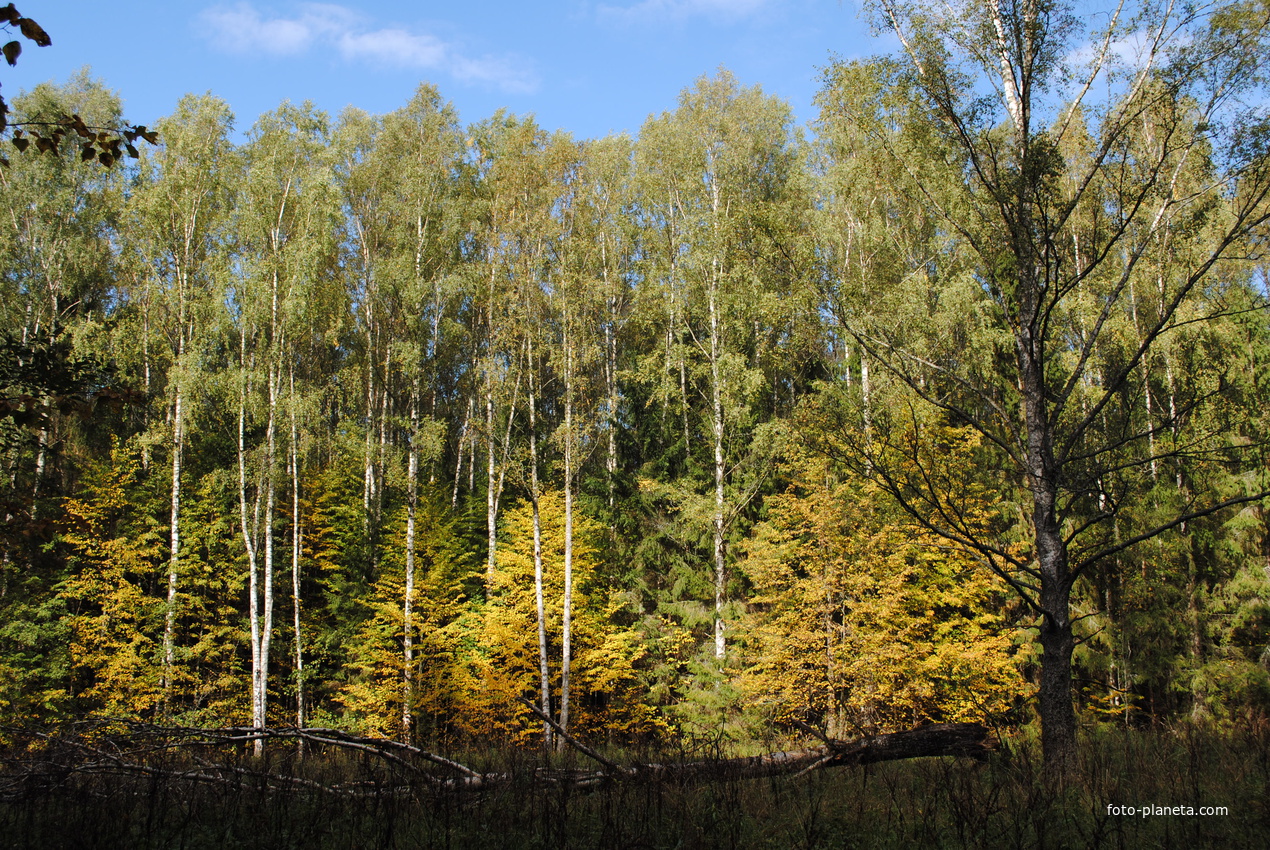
<box><xmin>0</xmin><ymin>46</ymin><xmax>1266</xmax><ymax>759</ymax></box>
<box><xmin>337</xmin><ymin>487</ymin><xmax>469</xmax><ymax>738</ymax></box>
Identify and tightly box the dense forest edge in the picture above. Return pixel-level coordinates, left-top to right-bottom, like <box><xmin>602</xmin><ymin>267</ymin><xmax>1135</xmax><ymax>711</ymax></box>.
<box><xmin>3</xmin><ymin>5</ymin><xmax>1270</xmax><ymax>830</ymax></box>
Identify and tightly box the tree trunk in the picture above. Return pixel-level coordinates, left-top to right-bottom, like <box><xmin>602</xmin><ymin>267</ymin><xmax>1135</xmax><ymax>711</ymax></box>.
<box><xmin>602</xmin><ymin>238</ymin><xmax>619</xmax><ymax>517</ymax></box>
<box><xmin>289</xmin><ymin>365</ymin><xmax>305</xmax><ymax>735</ymax></box>
<box><xmin>527</xmin><ymin>350</ymin><xmax>552</xmax><ymax>749</ymax></box>
<box><xmin>486</xmin><ymin>386</ymin><xmax>498</xmax><ymax>587</ymax></box>
<box><xmin>560</xmin><ymin>322</ymin><xmax>574</xmax><ymax>736</ymax></box>
<box><xmin>237</xmin><ymin>336</ymin><xmax>264</xmax><ymax>756</ymax></box>
<box><xmin>376</xmin><ymin>348</ymin><xmax>391</xmax><ymax>531</ymax></box>
<box><xmin>163</xmin><ymin>371</ymin><xmax>183</xmax><ymax>702</ymax></box>
<box><xmin>1021</xmin><ymin>324</ymin><xmax>1077</xmax><ymax>779</ymax></box>
<box><xmin>452</xmin><ymin>397</ymin><xmax>471</xmax><ymax>509</ymax></box>
<box><xmin>403</xmin><ymin>379</ymin><xmax>419</xmax><ymax>742</ymax></box>
<box><xmin>260</xmin><ymin>360</ymin><xmax>277</xmax><ymax>742</ymax></box>
<box><xmin>709</xmin><ymin>188</ymin><xmax>726</xmax><ymax>662</ymax></box>
<box><xmin>363</xmin><ymin>312</ymin><xmax>377</xmax><ymax>542</ymax></box>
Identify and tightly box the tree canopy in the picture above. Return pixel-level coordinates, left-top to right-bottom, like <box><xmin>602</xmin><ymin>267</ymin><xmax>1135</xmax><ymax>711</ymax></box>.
<box><xmin>1</xmin><ymin>5</ymin><xmax>1269</xmax><ymax>781</ymax></box>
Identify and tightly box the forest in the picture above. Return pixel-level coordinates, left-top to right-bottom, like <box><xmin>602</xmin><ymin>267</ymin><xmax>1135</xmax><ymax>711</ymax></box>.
<box><xmin>2</xmin><ymin>4</ymin><xmax>1270</xmax><ymax>833</ymax></box>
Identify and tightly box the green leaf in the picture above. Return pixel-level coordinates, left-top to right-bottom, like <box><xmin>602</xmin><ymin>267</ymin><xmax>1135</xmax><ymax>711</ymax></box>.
<box><xmin>2</xmin><ymin>39</ymin><xmax>19</xmax><ymax>66</ymax></box>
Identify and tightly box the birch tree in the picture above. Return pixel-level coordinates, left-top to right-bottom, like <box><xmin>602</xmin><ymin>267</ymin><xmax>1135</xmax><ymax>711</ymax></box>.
<box><xmin>634</xmin><ymin>71</ymin><xmax>810</xmax><ymax>661</ymax></box>
<box><xmin>236</xmin><ymin>101</ymin><xmax>339</xmax><ymax>745</ymax></box>
<box><xmin>374</xmin><ymin>85</ymin><xmax>465</xmax><ymax>741</ymax></box>
<box><xmin>128</xmin><ymin>94</ymin><xmax>236</xmax><ymax>706</ymax></box>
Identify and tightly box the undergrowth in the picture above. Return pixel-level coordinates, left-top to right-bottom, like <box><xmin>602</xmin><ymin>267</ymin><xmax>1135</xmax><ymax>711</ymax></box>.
<box><xmin>1</xmin><ymin>722</ymin><xmax>1266</xmax><ymax>849</ymax></box>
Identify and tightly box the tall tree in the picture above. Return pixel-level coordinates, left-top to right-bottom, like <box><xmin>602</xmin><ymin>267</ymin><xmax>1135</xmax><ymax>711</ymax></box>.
<box><xmin>819</xmin><ymin>0</ymin><xmax>1270</xmax><ymax>774</ymax></box>
<box><xmin>127</xmin><ymin>93</ymin><xmax>236</xmax><ymax>706</ymax></box>
<box><xmin>235</xmin><ymin>101</ymin><xmax>339</xmax><ymax>744</ymax></box>
<box><xmin>634</xmin><ymin>71</ymin><xmax>811</xmax><ymax>661</ymax></box>
<box><xmin>371</xmin><ymin>84</ymin><xmax>465</xmax><ymax>741</ymax></box>
<box><xmin>0</xmin><ymin>73</ymin><xmax>123</xmax><ymax>519</ymax></box>
<box><xmin>552</xmin><ymin>133</ymin><xmax>635</xmax><ymax>733</ymax></box>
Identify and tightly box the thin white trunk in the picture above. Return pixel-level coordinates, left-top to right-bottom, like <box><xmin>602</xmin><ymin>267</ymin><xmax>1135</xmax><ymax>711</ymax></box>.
<box><xmin>710</xmin><ymin>184</ymin><xmax>726</xmax><ymax>661</ymax></box>
<box><xmin>861</xmin><ymin>353</ymin><xmax>872</xmax><ymax>438</ymax></box>
<box><xmin>528</xmin><ymin>346</ymin><xmax>552</xmax><ymax>748</ymax></box>
<box><xmin>1130</xmin><ymin>279</ymin><xmax>1158</xmax><ymax>482</ymax></box>
<box><xmin>141</xmin><ymin>288</ymin><xmax>152</xmax><ymax>471</ymax></box>
<box><xmin>30</xmin><ymin>427</ymin><xmax>46</xmax><ymax>520</ymax></box>
<box><xmin>403</xmin><ymin>379</ymin><xmax>419</xmax><ymax>742</ymax></box>
<box><xmin>486</xmin><ymin>259</ymin><xmax>502</xmax><ymax>586</ymax></box>
<box><xmin>711</xmin><ymin>320</ymin><xmax>726</xmax><ymax>659</ymax></box>
<box><xmin>364</xmin><ymin>322</ymin><xmax>376</xmax><ymax>533</ymax></box>
<box><xmin>237</xmin><ymin>333</ymin><xmax>263</xmax><ymax>755</ymax></box>
<box><xmin>290</xmin><ymin>365</ymin><xmax>305</xmax><ymax>733</ymax></box>
<box><xmin>468</xmin><ymin>427</ymin><xmax>475</xmax><ymax>492</ymax></box>
<box><xmin>679</xmin><ymin>321</ymin><xmax>690</xmax><ymax>455</ymax></box>
<box><xmin>485</xmin><ymin>363</ymin><xmax>520</xmax><ymax>587</ymax></box>
<box><xmin>452</xmin><ymin>397</ymin><xmax>472</xmax><ymax>509</ymax></box>
<box><xmin>602</xmin><ymin>237</ymin><xmax>618</xmax><ymax>514</ymax></box>
<box><xmin>427</xmin><ymin>238</ymin><xmax>443</xmax><ymax>486</ymax></box>
<box><xmin>163</xmin><ymin>377</ymin><xmax>183</xmax><ymax>698</ymax></box>
<box><xmin>486</xmin><ymin>385</ymin><xmax>498</xmax><ymax>585</ymax></box>
<box><xmin>259</xmin><ymin>360</ymin><xmax>277</xmax><ymax>741</ymax></box>
<box><xmin>376</xmin><ymin>348</ymin><xmax>391</xmax><ymax>529</ymax></box>
<box><xmin>163</xmin><ymin>266</ymin><xmax>187</xmax><ymax>698</ymax></box>
<box><xmin>560</xmin><ymin>323</ymin><xmax>575</xmax><ymax>735</ymax></box>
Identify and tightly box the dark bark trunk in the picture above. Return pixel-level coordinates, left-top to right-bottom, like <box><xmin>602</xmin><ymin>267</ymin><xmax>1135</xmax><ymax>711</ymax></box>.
<box><xmin>1019</xmin><ymin>259</ymin><xmax>1078</xmax><ymax>780</ymax></box>
<box><xmin>1037</xmin><ymin>573</ymin><xmax>1076</xmax><ymax>779</ymax></box>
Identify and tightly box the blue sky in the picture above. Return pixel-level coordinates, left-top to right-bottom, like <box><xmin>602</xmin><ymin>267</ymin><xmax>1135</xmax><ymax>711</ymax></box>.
<box><xmin>6</xmin><ymin>1</ymin><xmax>894</xmax><ymax>140</ymax></box>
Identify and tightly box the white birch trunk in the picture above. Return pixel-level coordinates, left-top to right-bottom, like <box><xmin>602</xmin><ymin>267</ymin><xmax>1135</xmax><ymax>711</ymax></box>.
<box><xmin>709</xmin><ymin>183</ymin><xmax>726</xmax><ymax>661</ymax></box>
<box><xmin>486</xmin><ymin>385</ymin><xmax>498</xmax><ymax>586</ymax></box>
<box><xmin>259</xmin><ymin>360</ymin><xmax>277</xmax><ymax>742</ymax></box>
<box><xmin>528</xmin><ymin>349</ymin><xmax>552</xmax><ymax>748</ymax></box>
<box><xmin>237</xmin><ymin>334</ymin><xmax>264</xmax><ymax>754</ymax></box>
<box><xmin>163</xmin><ymin>377</ymin><xmax>183</xmax><ymax>697</ymax></box>
<box><xmin>403</xmin><ymin>379</ymin><xmax>419</xmax><ymax>742</ymax></box>
<box><xmin>560</xmin><ymin>322</ymin><xmax>575</xmax><ymax>735</ymax></box>
<box><xmin>289</xmin><ymin>365</ymin><xmax>305</xmax><ymax>733</ymax></box>
<box><xmin>452</xmin><ymin>398</ymin><xmax>471</xmax><ymax>509</ymax></box>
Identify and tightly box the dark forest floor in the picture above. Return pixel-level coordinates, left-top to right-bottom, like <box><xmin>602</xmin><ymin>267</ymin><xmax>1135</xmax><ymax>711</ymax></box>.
<box><xmin>1</xmin><ymin>723</ymin><xmax>1267</xmax><ymax>849</ymax></box>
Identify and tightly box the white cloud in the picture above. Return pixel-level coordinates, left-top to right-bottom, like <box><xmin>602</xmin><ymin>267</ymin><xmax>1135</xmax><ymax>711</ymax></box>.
<box><xmin>338</xmin><ymin>28</ymin><xmax>448</xmax><ymax>68</ymax></box>
<box><xmin>198</xmin><ymin>3</ymin><xmax>538</xmax><ymax>93</ymax></box>
<box><xmin>597</xmin><ymin>0</ymin><xmax>769</xmax><ymax>24</ymax></box>
<box><xmin>199</xmin><ymin>3</ymin><xmax>329</xmax><ymax>54</ymax></box>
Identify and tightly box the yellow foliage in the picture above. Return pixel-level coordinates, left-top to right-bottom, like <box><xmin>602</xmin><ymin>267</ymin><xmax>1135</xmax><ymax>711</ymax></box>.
<box><xmin>453</xmin><ymin>491</ymin><xmax>656</xmax><ymax>743</ymax></box>
<box><xmin>739</xmin><ymin>430</ymin><xmax>1029</xmax><ymax>734</ymax></box>
<box><xmin>60</xmin><ymin>439</ymin><xmax>167</xmax><ymax>717</ymax></box>
<box><xmin>336</xmin><ymin>488</ymin><xmax>468</xmax><ymax>738</ymax></box>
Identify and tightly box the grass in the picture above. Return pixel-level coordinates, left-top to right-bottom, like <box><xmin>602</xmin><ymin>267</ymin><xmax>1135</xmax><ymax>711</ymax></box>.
<box><xmin>1</xmin><ymin>722</ymin><xmax>1267</xmax><ymax>849</ymax></box>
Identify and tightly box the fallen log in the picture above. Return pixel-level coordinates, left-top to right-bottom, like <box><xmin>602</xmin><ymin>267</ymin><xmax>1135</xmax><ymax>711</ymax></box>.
<box><xmin>0</xmin><ymin>717</ymin><xmax>997</xmax><ymax>799</ymax></box>
<box><xmin>516</xmin><ymin>697</ymin><xmax>996</xmax><ymax>783</ymax></box>
<box><xmin>623</xmin><ymin>723</ymin><xmax>997</xmax><ymax>784</ymax></box>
